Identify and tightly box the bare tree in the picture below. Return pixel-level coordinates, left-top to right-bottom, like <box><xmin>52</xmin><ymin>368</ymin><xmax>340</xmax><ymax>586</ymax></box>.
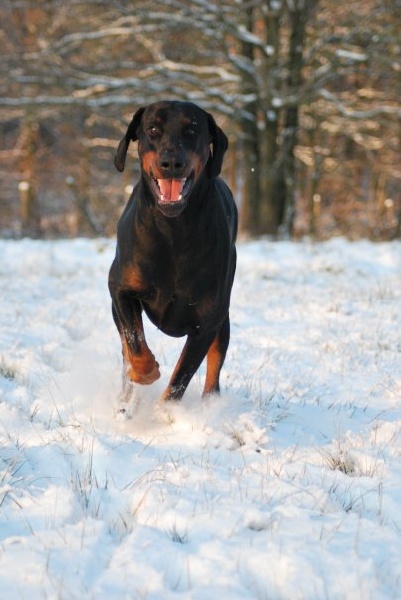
<box><xmin>297</xmin><ymin>0</ymin><xmax>401</xmax><ymax>237</ymax></box>
<box><xmin>0</xmin><ymin>0</ymin><xmax>400</xmax><ymax>238</ymax></box>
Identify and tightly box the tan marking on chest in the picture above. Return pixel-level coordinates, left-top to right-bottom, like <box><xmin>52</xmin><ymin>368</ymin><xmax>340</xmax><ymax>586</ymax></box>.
<box><xmin>121</xmin><ymin>264</ymin><xmax>146</xmax><ymax>291</ymax></box>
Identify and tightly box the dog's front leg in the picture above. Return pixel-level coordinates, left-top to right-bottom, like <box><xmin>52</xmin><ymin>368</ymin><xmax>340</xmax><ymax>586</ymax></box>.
<box><xmin>111</xmin><ymin>292</ymin><xmax>160</xmax><ymax>386</ymax></box>
<box><xmin>116</xmin><ymin>363</ymin><xmax>141</xmax><ymax>419</ymax></box>
<box><xmin>161</xmin><ymin>330</ymin><xmax>217</xmax><ymax>402</ymax></box>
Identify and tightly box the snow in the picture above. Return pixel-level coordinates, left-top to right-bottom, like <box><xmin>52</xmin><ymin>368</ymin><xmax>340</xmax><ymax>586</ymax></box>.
<box><xmin>1</xmin><ymin>236</ymin><xmax>401</xmax><ymax>599</ymax></box>
<box><xmin>272</xmin><ymin>97</ymin><xmax>283</xmax><ymax>108</ymax></box>
<box><xmin>335</xmin><ymin>49</ymin><xmax>368</xmax><ymax>63</ymax></box>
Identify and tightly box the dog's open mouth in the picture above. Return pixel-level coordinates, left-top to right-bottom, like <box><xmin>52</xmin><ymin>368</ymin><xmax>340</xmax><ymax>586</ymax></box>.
<box><xmin>152</xmin><ymin>174</ymin><xmax>193</xmax><ymax>204</ymax></box>
<box><xmin>156</xmin><ymin>178</ymin><xmax>186</xmax><ymax>203</ymax></box>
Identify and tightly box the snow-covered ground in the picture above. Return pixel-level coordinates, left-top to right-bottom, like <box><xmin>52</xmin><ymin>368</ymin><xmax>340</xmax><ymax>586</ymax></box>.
<box><xmin>0</xmin><ymin>237</ymin><xmax>400</xmax><ymax>599</ymax></box>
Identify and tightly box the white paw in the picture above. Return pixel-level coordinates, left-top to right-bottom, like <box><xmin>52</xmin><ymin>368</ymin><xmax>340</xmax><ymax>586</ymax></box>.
<box><xmin>115</xmin><ymin>381</ymin><xmax>140</xmax><ymax>420</ymax></box>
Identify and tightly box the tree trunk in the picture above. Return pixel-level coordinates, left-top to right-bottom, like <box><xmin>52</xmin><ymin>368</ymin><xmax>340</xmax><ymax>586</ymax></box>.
<box><xmin>279</xmin><ymin>3</ymin><xmax>316</xmax><ymax>236</ymax></box>
<box><xmin>240</xmin><ymin>120</ymin><xmax>261</xmax><ymax>235</ymax></box>
<box><xmin>259</xmin><ymin>115</ymin><xmax>281</xmax><ymax>235</ymax></box>
<box><xmin>250</xmin><ymin>4</ymin><xmax>282</xmax><ymax>236</ymax></box>
<box><xmin>238</xmin><ymin>3</ymin><xmax>261</xmax><ymax>235</ymax></box>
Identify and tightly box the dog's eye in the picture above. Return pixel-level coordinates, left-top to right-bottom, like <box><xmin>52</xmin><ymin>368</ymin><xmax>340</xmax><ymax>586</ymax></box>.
<box><xmin>185</xmin><ymin>125</ymin><xmax>198</xmax><ymax>137</ymax></box>
<box><xmin>148</xmin><ymin>126</ymin><xmax>160</xmax><ymax>138</ymax></box>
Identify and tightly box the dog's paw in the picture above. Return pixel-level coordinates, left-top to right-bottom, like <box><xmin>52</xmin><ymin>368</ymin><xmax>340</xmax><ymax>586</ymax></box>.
<box><xmin>115</xmin><ymin>381</ymin><xmax>140</xmax><ymax>420</ymax></box>
<box><xmin>115</xmin><ymin>393</ymin><xmax>140</xmax><ymax>420</ymax></box>
<box><xmin>154</xmin><ymin>401</ymin><xmax>176</xmax><ymax>425</ymax></box>
<box><xmin>127</xmin><ymin>355</ymin><xmax>160</xmax><ymax>385</ymax></box>
<box><xmin>115</xmin><ymin>403</ymin><xmax>137</xmax><ymax>421</ymax></box>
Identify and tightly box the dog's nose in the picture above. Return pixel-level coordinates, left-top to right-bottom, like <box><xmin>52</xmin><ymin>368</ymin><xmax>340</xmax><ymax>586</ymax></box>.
<box><xmin>159</xmin><ymin>149</ymin><xmax>185</xmax><ymax>174</ymax></box>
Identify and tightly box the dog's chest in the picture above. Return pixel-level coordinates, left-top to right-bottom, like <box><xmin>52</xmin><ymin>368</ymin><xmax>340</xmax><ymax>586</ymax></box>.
<box><xmin>137</xmin><ymin>255</ymin><xmax>218</xmax><ymax>335</ymax></box>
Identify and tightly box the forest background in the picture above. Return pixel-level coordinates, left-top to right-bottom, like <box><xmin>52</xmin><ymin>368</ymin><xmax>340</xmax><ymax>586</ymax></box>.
<box><xmin>1</xmin><ymin>0</ymin><xmax>400</xmax><ymax>240</ymax></box>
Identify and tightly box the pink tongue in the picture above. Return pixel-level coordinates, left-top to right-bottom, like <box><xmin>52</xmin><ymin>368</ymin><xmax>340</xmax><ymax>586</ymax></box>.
<box><xmin>157</xmin><ymin>179</ymin><xmax>185</xmax><ymax>202</ymax></box>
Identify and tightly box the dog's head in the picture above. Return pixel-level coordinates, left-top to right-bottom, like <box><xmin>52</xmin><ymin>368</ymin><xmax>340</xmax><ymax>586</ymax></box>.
<box><xmin>114</xmin><ymin>101</ymin><xmax>228</xmax><ymax>218</ymax></box>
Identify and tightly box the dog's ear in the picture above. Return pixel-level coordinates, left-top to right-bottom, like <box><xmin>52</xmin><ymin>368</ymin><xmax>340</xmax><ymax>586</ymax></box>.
<box><xmin>207</xmin><ymin>113</ymin><xmax>228</xmax><ymax>178</ymax></box>
<box><xmin>114</xmin><ymin>107</ymin><xmax>146</xmax><ymax>172</ymax></box>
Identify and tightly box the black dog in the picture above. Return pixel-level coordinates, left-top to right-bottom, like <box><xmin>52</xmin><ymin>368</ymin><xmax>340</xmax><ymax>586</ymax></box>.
<box><xmin>109</xmin><ymin>101</ymin><xmax>237</xmax><ymax>403</ymax></box>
